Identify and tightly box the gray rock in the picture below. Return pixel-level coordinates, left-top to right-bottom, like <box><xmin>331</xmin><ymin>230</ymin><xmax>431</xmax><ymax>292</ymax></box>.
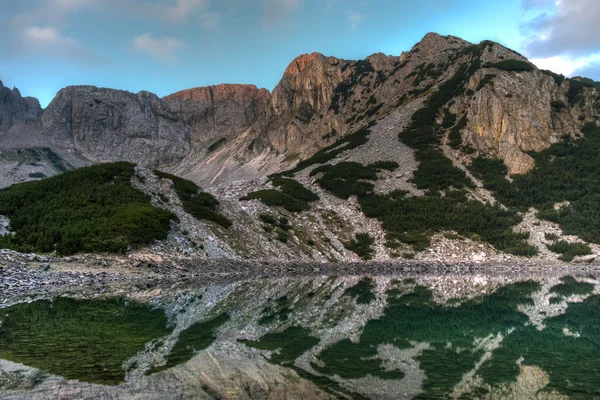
<box><xmin>0</xmin><ymin>81</ymin><xmax>41</xmax><ymax>132</ymax></box>
<box><xmin>573</xmin><ymin>254</ymin><xmax>598</xmax><ymax>264</ymax></box>
<box><xmin>40</xmin><ymin>86</ymin><xmax>191</xmax><ymax>168</ymax></box>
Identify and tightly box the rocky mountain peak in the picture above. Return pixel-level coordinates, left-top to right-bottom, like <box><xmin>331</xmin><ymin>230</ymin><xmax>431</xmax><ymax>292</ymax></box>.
<box><xmin>0</xmin><ymin>80</ymin><xmax>42</xmax><ymax>132</ymax></box>
<box><xmin>411</xmin><ymin>32</ymin><xmax>470</xmax><ymax>57</ymax></box>
<box><xmin>163</xmin><ymin>84</ymin><xmax>271</xmax><ymax>141</ymax></box>
<box><xmin>41</xmin><ymin>85</ymin><xmax>190</xmax><ymax>167</ymax></box>
<box><xmin>365</xmin><ymin>52</ymin><xmax>400</xmax><ymax>70</ymax></box>
<box><xmin>283</xmin><ymin>52</ymin><xmax>328</xmax><ymax>76</ymax></box>
<box><xmin>271</xmin><ymin>52</ymin><xmax>346</xmax><ymax>118</ymax></box>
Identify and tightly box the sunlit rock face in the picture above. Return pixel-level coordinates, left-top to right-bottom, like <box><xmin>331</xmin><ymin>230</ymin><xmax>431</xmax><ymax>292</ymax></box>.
<box><xmin>3</xmin><ymin>33</ymin><xmax>600</xmax><ymax>185</ymax></box>
<box><xmin>1</xmin><ymin>272</ymin><xmax>599</xmax><ymax>399</ymax></box>
<box><xmin>162</xmin><ymin>84</ymin><xmax>271</xmax><ymax>142</ymax></box>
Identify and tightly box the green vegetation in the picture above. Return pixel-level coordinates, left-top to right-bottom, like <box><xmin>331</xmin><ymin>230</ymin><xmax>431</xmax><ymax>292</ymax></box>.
<box><xmin>478</xmin><ymin>294</ymin><xmax>600</xmax><ymax>397</ymax></box>
<box><xmin>448</xmin><ymin>115</ymin><xmax>467</xmax><ymax>149</ymax></box>
<box><xmin>271</xmin><ymin>177</ymin><xmax>319</xmax><ymax>203</ymax></box>
<box><xmin>343</xmin><ymin>277</ymin><xmax>376</xmax><ymax>304</ymax></box>
<box><xmin>148</xmin><ymin>313</ymin><xmax>230</xmax><ymax>374</ymax></box>
<box><xmin>155</xmin><ymin>170</ymin><xmax>231</xmax><ymax>228</ymax></box>
<box><xmin>312</xmin><ymin>282</ymin><xmax>540</xmax><ymax>395</ymax></box>
<box><xmin>409</xmin><ymin>62</ymin><xmax>443</xmax><ymax>87</ymax></box>
<box><xmin>280</xmin><ymin>127</ymin><xmax>371</xmax><ymax>176</ymax></box>
<box><xmin>550</xmin><ymin>276</ymin><xmax>594</xmax><ymax>297</ymax></box>
<box><xmin>566</xmin><ymin>79</ymin><xmax>587</xmax><ymax>107</ymax></box>
<box><xmin>258</xmin><ymin>296</ymin><xmax>292</xmax><ymax>326</ymax></box>
<box><xmin>442</xmin><ymin>111</ymin><xmax>457</xmax><ymax>128</ymax></box>
<box><xmin>242</xmin><ymin>190</ymin><xmax>310</xmax><ymax>212</ymax></box>
<box><xmin>330</xmin><ymin>60</ymin><xmax>374</xmax><ymax>113</ymax></box>
<box><xmin>312</xmin><ymin>161</ymin><xmax>398</xmax><ymax>200</ymax></box>
<box><xmin>398</xmin><ymin>59</ymin><xmax>476</xmax><ymax>192</ymax></box>
<box><xmin>483</xmin><ymin>60</ymin><xmax>534</xmax><ymax>72</ymax></box>
<box><xmin>476</xmin><ymin>74</ymin><xmax>496</xmax><ymax>91</ymax></box>
<box><xmin>360</xmin><ymin>190</ymin><xmax>537</xmax><ymax>255</ymax></box>
<box><xmin>276</xmin><ymin>230</ymin><xmax>289</xmax><ymax>242</ymax></box>
<box><xmin>411</xmin><ymin>150</ymin><xmax>473</xmax><ymax>191</ymax></box>
<box><xmin>242</xmin><ymin>177</ymin><xmax>317</xmax><ymax>213</ymax></box>
<box><xmin>541</xmin><ymin>69</ymin><xmax>565</xmax><ymax>86</ymax></box>
<box><xmin>574</xmin><ymin>76</ymin><xmax>600</xmax><ymax>90</ymax></box>
<box><xmin>240</xmin><ymin>326</ymin><xmax>319</xmax><ymax>365</ymax></box>
<box><xmin>307</xmin><ymin>55</ymin><xmax>536</xmax><ymax>255</ymax></box>
<box><xmin>313</xmin><ymin>338</ymin><xmax>405</xmax><ymax>381</ymax></box>
<box><xmin>207</xmin><ymin>137</ymin><xmax>227</xmax><ymax>152</ymax></box>
<box><xmin>343</xmin><ymin>233</ymin><xmax>375</xmax><ymax>261</ymax></box>
<box><xmin>259</xmin><ymin>213</ymin><xmax>277</xmax><ymax>225</ymax></box>
<box><xmin>42</xmin><ymin>147</ymin><xmax>68</xmax><ymax>172</ymax></box>
<box><xmin>547</xmin><ymin>241</ymin><xmax>592</xmax><ymax>262</ymax></box>
<box><xmin>545</xmin><ymin>232</ymin><xmax>559</xmax><ymax>241</ymax></box>
<box><xmin>368</xmin><ymin>160</ymin><xmax>400</xmax><ymax>171</ymax></box>
<box><xmin>0</xmin><ymin>163</ymin><xmax>175</xmax><ymax>255</ymax></box>
<box><xmin>0</xmin><ymin>298</ymin><xmax>171</xmax><ymax>385</ymax></box>
<box><xmin>315</xmin><ymin>162</ymin><xmax>377</xmax><ymax>199</ymax></box>
<box><xmin>469</xmin><ymin>123</ymin><xmax>600</xmax><ymax>244</ymax></box>
<box><xmin>321</xmin><ymin>129</ymin><xmax>337</xmax><ymax>141</ymax></box>
<box><xmin>551</xmin><ymin>100</ymin><xmax>567</xmax><ymax>113</ymax></box>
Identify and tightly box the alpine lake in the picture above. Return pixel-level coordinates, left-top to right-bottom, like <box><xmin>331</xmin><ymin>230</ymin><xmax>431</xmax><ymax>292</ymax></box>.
<box><xmin>1</xmin><ymin>268</ymin><xmax>600</xmax><ymax>400</ymax></box>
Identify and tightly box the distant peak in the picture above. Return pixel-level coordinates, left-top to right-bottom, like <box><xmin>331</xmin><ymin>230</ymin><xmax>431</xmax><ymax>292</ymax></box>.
<box><xmin>164</xmin><ymin>84</ymin><xmax>271</xmax><ymax>103</ymax></box>
<box><xmin>411</xmin><ymin>32</ymin><xmax>470</xmax><ymax>56</ymax></box>
<box><xmin>284</xmin><ymin>52</ymin><xmax>327</xmax><ymax>75</ymax></box>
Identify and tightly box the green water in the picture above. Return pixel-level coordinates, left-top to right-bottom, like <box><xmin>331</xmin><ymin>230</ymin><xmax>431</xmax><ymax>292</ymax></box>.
<box><xmin>0</xmin><ymin>298</ymin><xmax>172</xmax><ymax>385</ymax></box>
<box><xmin>1</xmin><ymin>275</ymin><xmax>600</xmax><ymax>399</ymax></box>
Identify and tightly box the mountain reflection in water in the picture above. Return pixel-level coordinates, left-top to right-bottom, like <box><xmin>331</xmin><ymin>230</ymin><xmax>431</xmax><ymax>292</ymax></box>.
<box><xmin>1</xmin><ymin>272</ymin><xmax>599</xmax><ymax>400</ymax></box>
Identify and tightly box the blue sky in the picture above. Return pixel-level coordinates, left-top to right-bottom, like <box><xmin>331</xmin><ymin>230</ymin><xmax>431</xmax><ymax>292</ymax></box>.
<box><xmin>1</xmin><ymin>0</ymin><xmax>599</xmax><ymax>108</ymax></box>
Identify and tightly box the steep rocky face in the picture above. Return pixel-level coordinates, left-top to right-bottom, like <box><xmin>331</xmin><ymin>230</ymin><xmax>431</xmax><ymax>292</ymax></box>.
<box><xmin>0</xmin><ymin>81</ymin><xmax>41</xmax><ymax>132</ymax></box>
<box><xmin>264</xmin><ymin>53</ymin><xmax>351</xmax><ymax>156</ymax></box>
<box><xmin>162</xmin><ymin>84</ymin><xmax>271</xmax><ymax>142</ymax></box>
<box><xmin>4</xmin><ymin>32</ymin><xmax>600</xmax><ymax>183</ymax></box>
<box><xmin>271</xmin><ymin>53</ymin><xmax>346</xmax><ymax>118</ymax></box>
<box><xmin>40</xmin><ymin>86</ymin><xmax>191</xmax><ymax>167</ymax></box>
<box><xmin>460</xmin><ymin>69</ymin><xmax>562</xmax><ymax>174</ymax></box>
<box><xmin>444</xmin><ymin>41</ymin><xmax>600</xmax><ymax>174</ymax></box>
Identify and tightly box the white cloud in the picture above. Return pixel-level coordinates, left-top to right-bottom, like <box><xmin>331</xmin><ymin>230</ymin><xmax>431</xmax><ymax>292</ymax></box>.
<box><xmin>0</xmin><ymin>24</ymin><xmax>106</xmax><ymax>64</ymax></box>
<box><xmin>523</xmin><ymin>0</ymin><xmax>600</xmax><ymax>57</ymax></box>
<box><xmin>347</xmin><ymin>11</ymin><xmax>362</xmax><ymax>30</ymax></box>
<box><xmin>530</xmin><ymin>53</ymin><xmax>600</xmax><ymax>77</ymax></box>
<box><xmin>132</xmin><ymin>33</ymin><xmax>186</xmax><ymax>62</ymax></box>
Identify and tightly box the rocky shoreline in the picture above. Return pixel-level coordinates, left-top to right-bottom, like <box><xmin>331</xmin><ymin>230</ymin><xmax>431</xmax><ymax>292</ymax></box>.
<box><xmin>2</xmin><ymin>248</ymin><xmax>600</xmax><ymax>308</ymax></box>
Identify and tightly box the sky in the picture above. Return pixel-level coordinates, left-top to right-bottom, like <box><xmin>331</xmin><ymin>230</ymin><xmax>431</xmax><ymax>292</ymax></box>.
<box><xmin>1</xmin><ymin>0</ymin><xmax>599</xmax><ymax>108</ymax></box>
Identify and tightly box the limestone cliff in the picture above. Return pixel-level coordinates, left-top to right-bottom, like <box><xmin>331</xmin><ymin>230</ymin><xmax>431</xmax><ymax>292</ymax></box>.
<box><xmin>0</xmin><ymin>81</ymin><xmax>41</xmax><ymax>132</ymax></box>
<box><xmin>447</xmin><ymin>41</ymin><xmax>599</xmax><ymax>174</ymax></box>
<box><xmin>40</xmin><ymin>86</ymin><xmax>191</xmax><ymax>167</ymax></box>
<box><xmin>163</xmin><ymin>84</ymin><xmax>270</xmax><ymax>142</ymax></box>
<box><xmin>2</xmin><ymin>32</ymin><xmax>600</xmax><ymax>182</ymax></box>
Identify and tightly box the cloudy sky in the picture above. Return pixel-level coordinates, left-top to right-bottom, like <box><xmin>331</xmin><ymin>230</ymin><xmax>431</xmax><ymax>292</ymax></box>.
<box><xmin>1</xmin><ymin>0</ymin><xmax>599</xmax><ymax>107</ymax></box>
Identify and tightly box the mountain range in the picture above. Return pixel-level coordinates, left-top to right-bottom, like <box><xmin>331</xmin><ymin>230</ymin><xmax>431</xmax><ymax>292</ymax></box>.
<box><xmin>1</xmin><ymin>32</ymin><xmax>599</xmax><ymax>264</ymax></box>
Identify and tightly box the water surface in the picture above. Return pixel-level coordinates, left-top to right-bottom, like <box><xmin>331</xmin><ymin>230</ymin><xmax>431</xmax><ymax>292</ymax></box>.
<box><xmin>1</xmin><ymin>272</ymin><xmax>599</xmax><ymax>399</ymax></box>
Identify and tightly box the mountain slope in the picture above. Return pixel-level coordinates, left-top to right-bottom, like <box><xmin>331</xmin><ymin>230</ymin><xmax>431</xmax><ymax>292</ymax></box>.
<box><xmin>1</xmin><ymin>33</ymin><xmax>600</xmax><ymax>263</ymax></box>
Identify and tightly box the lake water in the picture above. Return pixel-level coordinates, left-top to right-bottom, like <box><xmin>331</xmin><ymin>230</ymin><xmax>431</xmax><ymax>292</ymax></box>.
<box><xmin>1</xmin><ymin>272</ymin><xmax>599</xmax><ymax>399</ymax></box>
